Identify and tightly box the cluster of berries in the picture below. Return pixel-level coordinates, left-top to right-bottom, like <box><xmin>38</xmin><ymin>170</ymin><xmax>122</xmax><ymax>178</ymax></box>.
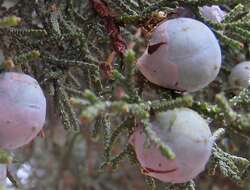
<box><xmin>130</xmin><ymin>6</ymin><xmax>249</xmax><ymax>183</ymax></box>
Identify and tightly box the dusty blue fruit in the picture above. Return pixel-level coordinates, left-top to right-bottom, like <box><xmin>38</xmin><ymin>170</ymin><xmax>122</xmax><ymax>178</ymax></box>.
<box><xmin>0</xmin><ymin>72</ymin><xmax>46</xmax><ymax>149</ymax></box>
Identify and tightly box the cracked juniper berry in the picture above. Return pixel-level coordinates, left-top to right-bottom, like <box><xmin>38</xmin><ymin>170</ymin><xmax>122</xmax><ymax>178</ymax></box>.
<box><xmin>129</xmin><ymin>108</ymin><xmax>213</xmax><ymax>183</ymax></box>
<box><xmin>137</xmin><ymin>18</ymin><xmax>222</xmax><ymax>92</ymax></box>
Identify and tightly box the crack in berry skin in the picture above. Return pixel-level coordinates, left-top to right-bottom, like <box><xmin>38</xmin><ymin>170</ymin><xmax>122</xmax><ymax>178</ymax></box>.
<box><xmin>142</xmin><ymin>167</ymin><xmax>178</xmax><ymax>174</ymax></box>
<box><xmin>148</xmin><ymin>42</ymin><xmax>167</xmax><ymax>55</ymax></box>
